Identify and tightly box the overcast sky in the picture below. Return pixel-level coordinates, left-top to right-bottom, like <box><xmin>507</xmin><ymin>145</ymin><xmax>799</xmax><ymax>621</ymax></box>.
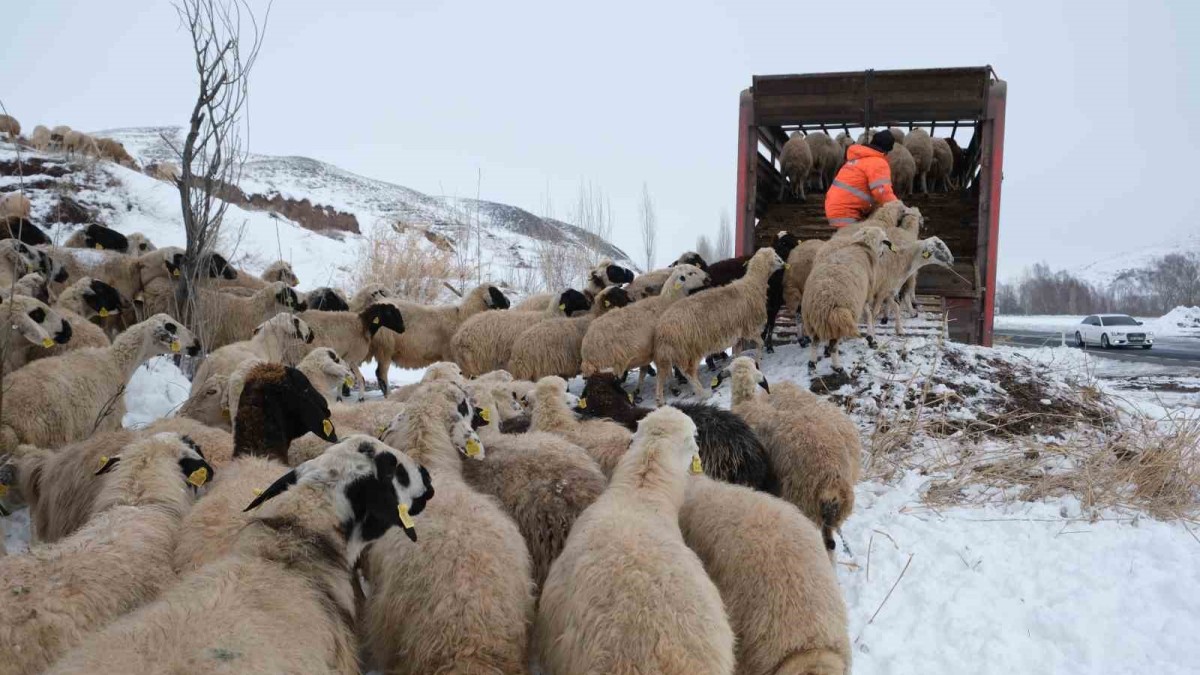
<box><xmin>3</xmin><ymin>0</ymin><xmax>1196</xmax><ymax>280</ymax></box>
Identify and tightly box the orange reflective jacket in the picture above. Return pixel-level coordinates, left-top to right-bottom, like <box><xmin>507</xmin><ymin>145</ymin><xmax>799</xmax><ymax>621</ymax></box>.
<box><xmin>824</xmin><ymin>144</ymin><xmax>898</xmax><ymax>226</ymax></box>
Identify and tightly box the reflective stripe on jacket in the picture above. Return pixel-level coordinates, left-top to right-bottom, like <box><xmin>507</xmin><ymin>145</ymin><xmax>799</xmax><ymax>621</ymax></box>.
<box><xmin>824</xmin><ymin>144</ymin><xmax>898</xmax><ymax>225</ymax></box>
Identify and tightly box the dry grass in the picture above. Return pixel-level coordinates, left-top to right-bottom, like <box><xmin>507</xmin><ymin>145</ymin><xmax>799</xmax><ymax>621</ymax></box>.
<box><xmin>858</xmin><ymin>337</ymin><xmax>1199</xmax><ymax>520</ymax></box>
<box><xmin>351</xmin><ymin>221</ymin><xmax>467</xmax><ymax>303</ymax></box>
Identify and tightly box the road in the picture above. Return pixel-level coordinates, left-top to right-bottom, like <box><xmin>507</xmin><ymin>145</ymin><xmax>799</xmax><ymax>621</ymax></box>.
<box><xmin>994</xmin><ymin>329</ymin><xmax>1200</xmax><ymax>366</ymax></box>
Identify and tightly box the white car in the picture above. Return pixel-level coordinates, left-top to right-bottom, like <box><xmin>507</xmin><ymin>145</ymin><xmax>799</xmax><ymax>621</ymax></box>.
<box><xmin>1075</xmin><ymin>314</ymin><xmax>1154</xmax><ymax>349</ymax></box>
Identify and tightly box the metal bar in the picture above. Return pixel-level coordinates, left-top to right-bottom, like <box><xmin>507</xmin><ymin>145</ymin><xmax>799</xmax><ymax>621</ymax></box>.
<box><xmin>978</xmin><ymin>79</ymin><xmax>1007</xmax><ymax>347</ymax></box>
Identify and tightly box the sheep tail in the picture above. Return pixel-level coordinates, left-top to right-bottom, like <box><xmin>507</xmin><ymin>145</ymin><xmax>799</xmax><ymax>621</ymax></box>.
<box><xmin>826</xmin><ymin>307</ymin><xmax>858</xmax><ymax>341</ymax></box>
<box><xmin>772</xmin><ymin>647</ymin><xmax>848</xmax><ymax>675</ymax></box>
<box><xmin>818</xmin><ymin>489</ymin><xmax>842</xmax><ymax>552</ymax></box>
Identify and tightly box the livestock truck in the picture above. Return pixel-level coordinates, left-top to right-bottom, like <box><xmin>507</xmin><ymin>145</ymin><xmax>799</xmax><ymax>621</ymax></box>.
<box><xmin>734</xmin><ymin>66</ymin><xmax>1007</xmax><ymax>346</ymax></box>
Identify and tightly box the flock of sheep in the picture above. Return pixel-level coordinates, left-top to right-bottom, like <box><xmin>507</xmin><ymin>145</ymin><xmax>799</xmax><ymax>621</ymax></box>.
<box><xmin>0</xmin><ymin>113</ymin><xmax>178</xmax><ymax>181</ymax></box>
<box><xmin>0</xmin><ymin>121</ymin><xmax>960</xmax><ymax>674</ymax></box>
<box><xmin>780</xmin><ymin>126</ymin><xmax>967</xmax><ymax>200</ymax></box>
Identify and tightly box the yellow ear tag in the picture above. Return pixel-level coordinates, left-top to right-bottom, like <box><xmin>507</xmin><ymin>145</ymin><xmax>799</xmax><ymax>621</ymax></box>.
<box><xmin>172</xmin><ymin>269</ymin><xmax>181</xmax><ymax>278</ymax></box>
<box><xmin>322</xmin><ymin>419</ymin><xmax>334</xmax><ymax>436</ymax></box>
<box><xmin>222</xmin><ymin>409</ymin><xmax>231</xmax><ymax>421</ymax></box>
<box><xmin>398</xmin><ymin>503</ymin><xmax>415</xmax><ymax>529</ymax></box>
<box><xmin>376</xmin><ymin>426</ymin><xmax>387</xmax><ymax>436</ymax></box>
<box><xmin>626</xmin><ymin>392</ymin><xmax>634</xmax><ymax>403</ymax></box>
<box><xmin>480</xmin><ymin>407</ymin><xmax>491</xmax><ymax>423</ymax></box>
<box><xmin>711</xmin><ymin>375</ymin><xmax>720</xmax><ymax>387</ymax></box>
<box><xmin>465</xmin><ymin>438</ymin><xmax>482</xmax><ymax>458</ymax></box>
<box><xmin>252</xmin><ymin>488</ymin><xmax>263</xmax><ymax>496</ymax></box>
<box><xmin>97</xmin><ymin>455</ymin><xmax>109</xmax><ymax>470</ymax></box>
<box><xmin>577</xmin><ymin>397</ymin><xmax>587</xmax><ymax>409</ymax></box>
<box><xmin>42</xmin><ymin>337</ymin><xmax>54</xmax><ymax>348</ymax></box>
<box><xmin>0</xmin><ymin>484</ymin><xmax>9</xmax><ymax>499</ymax></box>
<box><xmin>344</xmin><ymin>375</ymin><xmax>355</xmax><ymax>388</ymax></box>
<box><xmin>558</xmin><ymin>303</ymin><xmax>566</xmax><ymax>311</ymax></box>
<box><xmin>783</xmin><ymin>263</ymin><xmax>791</xmax><ymax>269</ymax></box>
<box><xmin>690</xmin><ymin>455</ymin><xmax>703</xmax><ymax>475</ymax></box>
<box><xmin>170</xmin><ymin>340</ymin><xmax>181</xmax><ymax>353</ymax></box>
<box><xmin>604</xmin><ymin>300</ymin><xmax>611</xmax><ymax>308</ymax></box>
<box><xmin>372</xmin><ymin>317</ymin><xmax>380</xmax><ymax>325</ymax></box>
<box><xmin>922</xmin><ymin>250</ymin><xmax>932</xmax><ymax>259</ymax></box>
<box><xmin>98</xmin><ymin>308</ymin><xmax>109</xmax><ymax>318</ymax></box>
<box><xmin>674</xmin><ymin>281</ymin><xmax>683</xmax><ymax>289</ymax></box>
<box><xmin>94</xmin><ymin>243</ymin><xmax>103</xmax><ymax>250</ymax></box>
<box><xmin>187</xmin><ymin>466</ymin><xmax>209</xmax><ymax>487</ymax></box>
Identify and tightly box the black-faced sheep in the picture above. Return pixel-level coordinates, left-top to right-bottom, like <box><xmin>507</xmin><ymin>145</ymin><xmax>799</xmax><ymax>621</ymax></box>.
<box><xmin>625</xmin><ymin>251</ymin><xmax>709</xmax><ymax>300</ymax></box>
<box><xmin>48</xmin><ymin>437</ymin><xmax>431</xmax><ymax>675</ymax></box>
<box><xmin>681</xmin><ymin>476</ymin><xmax>852</xmax><ymax>675</ymax></box>
<box><xmin>197</xmin><ymin>282</ymin><xmax>306</xmax><ymax>349</ymax></box>
<box><xmin>451</xmin><ymin>288</ymin><xmax>590</xmax><ymax>378</ymax></box>
<box><xmin>0</xmin><ymin>314</ymin><xmax>200</xmax><ymax>454</ymax></box>
<box><xmin>24</xmin><ymin>277</ymin><xmax>126</xmax><ymax>363</ymax></box>
<box><xmin>508</xmin><ymin>286</ymin><xmax>633</xmax><ymax>381</ymax></box>
<box><xmin>64</xmin><ymin>223</ymin><xmax>131</xmax><ymax>252</ymax></box>
<box><xmin>728</xmin><ymin>356</ymin><xmax>861</xmax><ymax>557</ymax></box>
<box><xmin>652</xmin><ymin>247</ymin><xmax>785</xmax><ymax>404</ymax></box>
<box><xmin>304</xmin><ymin>286</ymin><xmax>350</xmax><ymax>311</ymax></box>
<box><xmin>578</xmin><ymin>372</ymin><xmax>777</xmax><ymax>492</ymax></box>
<box><xmin>0</xmin><ymin>433</ymin><xmax>212</xmax><ymax>675</ymax></box>
<box><xmin>368</xmin><ymin>282</ymin><xmax>509</xmax><ymax>394</ymax></box>
<box><xmin>1</xmin><ymin>216</ymin><xmax>51</xmax><ymax>246</ymax></box>
<box><xmin>0</xmin><ymin>293</ymin><xmax>73</xmax><ymax>373</ymax></box>
<box><xmin>535</xmin><ymin>406</ymin><xmax>735</xmax><ymax>675</ymax></box>
<box><xmin>300</xmin><ymin>302</ymin><xmax>405</xmax><ymax>397</ymax></box>
<box><xmin>296</xmin><ymin>347</ymin><xmax>356</xmax><ymax>405</ymax></box>
<box><xmin>580</xmin><ymin>264</ymin><xmax>709</xmax><ymax>395</ymax></box>
<box><xmin>513</xmin><ymin>259</ymin><xmax>635</xmax><ymax>312</ymax></box>
<box><xmin>362</xmin><ymin>381</ymin><xmax>533</xmax><ymax>675</ymax></box>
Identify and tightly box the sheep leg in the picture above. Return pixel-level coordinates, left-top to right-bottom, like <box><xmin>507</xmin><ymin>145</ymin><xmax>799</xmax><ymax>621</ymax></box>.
<box><xmin>796</xmin><ymin>304</ymin><xmax>812</xmax><ymax>348</ymax></box>
<box><xmin>904</xmin><ymin>276</ymin><xmax>918</xmax><ymax>317</ymax></box>
<box><xmin>890</xmin><ymin>297</ymin><xmax>906</xmax><ymax>336</ymax></box>
<box><xmin>354</xmin><ymin>368</ymin><xmax>367</xmax><ymax>401</ymax></box>
<box><xmin>763</xmin><ymin>307</ymin><xmax>779</xmax><ymax>353</ymax></box>
<box><xmin>376</xmin><ymin>361</ymin><xmax>390</xmax><ymax>397</ymax></box>
<box><xmin>682</xmin><ymin>361</ymin><xmax>710</xmax><ymax>400</ymax></box>
<box><xmin>654</xmin><ymin>360</ymin><xmax>669</xmax><ymax>406</ymax></box>
<box><xmin>920</xmin><ymin>171</ymin><xmax>929</xmax><ymax>195</ymax></box>
<box><xmin>636</xmin><ymin>367</ymin><xmax>647</xmax><ymax>400</ymax></box>
<box><xmin>829</xmin><ymin>339</ymin><xmax>844</xmax><ymax>372</ymax></box>
<box><xmin>863</xmin><ymin>305</ymin><xmax>878</xmax><ymax>350</ymax></box>
<box><xmin>808</xmin><ymin>341</ymin><xmax>820</xmax><ymax>370</ymax></box>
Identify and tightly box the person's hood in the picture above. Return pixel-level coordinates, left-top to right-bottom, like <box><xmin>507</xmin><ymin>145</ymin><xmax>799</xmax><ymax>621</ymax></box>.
<box><xmin>846</xmin><ymin>144</ymin><xmax>888</xmax><ymax>161</ymax></box>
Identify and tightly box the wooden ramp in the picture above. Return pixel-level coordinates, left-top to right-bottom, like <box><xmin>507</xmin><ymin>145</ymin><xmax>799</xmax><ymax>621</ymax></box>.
<box><xmin>772</xmin><ymin>294</ymin><xmax>948</xmax><ymax>344</ymax></box>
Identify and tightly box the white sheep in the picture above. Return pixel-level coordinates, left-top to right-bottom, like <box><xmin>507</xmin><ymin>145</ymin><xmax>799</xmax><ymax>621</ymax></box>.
<box><xmin>805</xmin><ymin>131</ymin><xmax>842</xmax><ymax>192</ymax></box>
<box><xmin>197</xmin><ymin>282</ymin><xmax>306</xmax><ymax>349</ymax></box>
<box><xmin>535</xmin><ymin>406</ymin><xmax>735</xmax><ymax>675</ymax></box>
<box><xmin>0</xmin><ymin>433</ymin><xmax>212</xmax><ymax>675</ymax></box>
<box><xmin>62</xmin><ymin>130</ymin><xmax>99</xmax><ymax>159</ymax></box>
<box><xmin>189</xmin><ymin>311</ymin><xmax>314</xmax><ymax>396</ymax></box>
<box><xmin>888</xmin><ymin>142</ymin><xmax>917</xmax><ymax>197</ymax></box>
<box><xmin>780</xmin><ymin>131</ymin><xmax>813</xmax><ymax>201</ymax></box>
<box><xmin>362</xmin><ymin>381</ymin><xmax>533</xmax><ymax>674</ymax></box>
<box><xmin>507</xmin><ymin>286</ymin><xmax>633</xmax><ymax>381</ymax></box>
<box><xmin>652</xmin><ymin>247</ymin><xmax>784</xmax><ymax>404</ymax></box>
<box><xmin>0</xmin><ymin>114</ymin><xmax>19</xmax><ymax>140</ymax></box>
<box><xmin>0</xmin><ymin>192</ymin><xmax>31</xmax><ymax>220</ymax></box>
<box><xmin>296</xmin><ymin>347</ymin><xmax>356</xmax><ymax>404</ymax></box>
<box><xmin>530</xmin><ymin>375</ymin><xmax>633</xmax><ymax>477</ymax></box>
<box><xmin>47</xmin><ymin>437</ymin><xmax>431</xmax><ymax>675</ymax></box>
<box><xmin>728</xmin><ymin>356</ymin><xmax>861</xmax><ymax>557</ymax></box>
<box><xmin>30</xmin><ymin>125</ymin><xmax>52</xmax><ymax>151</ymax></box>
<box><xmin>300</xmin><ymin>302</ymin><xmax>406</xmax><ymax>398</ymax></box>
<box><xmin>903</xmin><ymin>128</ymin><xmax>934</xmax><ymax>194</ymax></box>
<box><xmin>0</xmin><ymin>293</ymin><xmax>73</xmax><ymax>373</ymax></box>
<box><xmin>801</xmin><ymin>227</ymin><xmax>892</xmax><ymax>370</ymax></box>
<box><xmin>930</xmin><ymin>136</ymin><xmax>955</xmax><ymax>191</ymax></box>
<box><xmin>867</xmin><ymin>235</ymin><xmax>953</xmax><ymax>336</ymax></box>
<box><xmin>0</xmin><ymin>314</ymin><xmax>200</xmax><ymax>453</ymax></box>
<box><xmin>681</xmin><ymin>476</ymin><xmax>852</xmax><ymax>674</ymax></box>
<box><xmin>624</xmin><ymin>251</ymin><xmax>709</xmax><ymax>300</ymax></box>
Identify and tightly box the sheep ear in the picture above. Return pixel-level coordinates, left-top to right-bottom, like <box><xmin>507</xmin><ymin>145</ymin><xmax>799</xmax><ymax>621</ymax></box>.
<box><xmin>243</xmin><ymin>469</ymin><xmax>298</xmax><ymax>511</ymax></box>
<box><xmin>95</xmin><ymin>455</ymin><xmax>121</xmax><ymax>475</ymax></box>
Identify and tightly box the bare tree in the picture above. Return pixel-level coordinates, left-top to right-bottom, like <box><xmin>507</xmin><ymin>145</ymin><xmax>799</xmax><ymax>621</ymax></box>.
<box><xmin>165</xmin><ymin>0</ymin><xmax>269</xmax><ymax>340</ymax></box>
<box><xmin>639</xmin><ymin>182</ymin><xmax>657</xmax><ymax>273</ymax></box>
<box><xmin>695</xmin><ymin>234</ymin><xmax>714</xmax><ymax>264</ymax></box>
<box><xmin>715</xmin><ymin>209</ymin><xmax>733</xmax><ymax>259</ymax></box>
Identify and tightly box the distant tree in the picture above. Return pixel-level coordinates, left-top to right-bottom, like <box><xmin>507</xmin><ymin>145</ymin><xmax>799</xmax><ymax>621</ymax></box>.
<box><xmin>166</xmin><ymin>0</ymin><xmax>270</xmax><ymax>342</ymax></box>
<box><xmin>639</xmin><ymin>182</ymin><xmax>656</xmax><ymax>272</ymax></box>
<box><xmin>695</xmin><ymin>234</ymin><xmax>714</xmax><ymax>264</ymax></box>
<box><xmin>715</xmin><ymin>210</ymin><xmax>733</xmax><ymax>259</ymax></box>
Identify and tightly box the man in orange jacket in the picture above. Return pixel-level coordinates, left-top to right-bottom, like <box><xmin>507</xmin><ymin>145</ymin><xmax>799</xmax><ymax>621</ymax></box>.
<box><xmin>824</xmin><ymin>129</ymin><xmax>899</xmax><ymax>227</ymax></box>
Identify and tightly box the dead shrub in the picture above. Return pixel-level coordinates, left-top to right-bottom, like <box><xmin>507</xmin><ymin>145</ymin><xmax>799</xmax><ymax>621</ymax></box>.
<box><xmin>351</xmin><ymin>221</ymin><xmax>466</xmax><ymax>303</ymax></box>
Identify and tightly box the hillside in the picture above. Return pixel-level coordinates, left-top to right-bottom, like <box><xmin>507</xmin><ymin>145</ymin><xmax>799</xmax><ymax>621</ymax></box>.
<box><xmin>1071</xmin><ymin>231</ymin><xmax>1200</xmax><ymax>286</ymax></box>
<box><xmin>95</xmin><ymin>126</ymin><xmax>635</xmax><ymax>285</ymax></box>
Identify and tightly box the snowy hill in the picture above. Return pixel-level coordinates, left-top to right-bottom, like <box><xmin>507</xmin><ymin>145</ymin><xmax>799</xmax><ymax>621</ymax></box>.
<box><xmin>1071</xmin><ymin>231</ymin><xmax>1200</xmax><ymax>286</ymax></box>
<box><xmin>95</xmin><ymin>127</ymin><xmax>635</xmax><ymax>284</ymax></box>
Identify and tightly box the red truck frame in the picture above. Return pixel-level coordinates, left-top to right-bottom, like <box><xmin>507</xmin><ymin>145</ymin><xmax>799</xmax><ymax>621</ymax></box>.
<box><xmin>734</xmin><ymin>67</ymin><xmax>1007</xmax><ymax>346</ymax></box>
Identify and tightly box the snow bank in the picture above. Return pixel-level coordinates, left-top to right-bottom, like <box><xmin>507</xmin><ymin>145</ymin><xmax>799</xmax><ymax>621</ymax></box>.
<box><xmin>122</xmin><ymin>356</ymin><xmax>192</xmax><ymax>428</ymax></box>
<box><xmin>841</xmin><ymin>472</ymin><xmax>1200</xmax><ymax>675</ymax></box>
<box><xmin>995</xmin><ymin>315</ymin><xmax>1088</xmax><ymax>334</ymax></box>
<box><xmin>1149</xmin><ymin>306</ymin><xmax>1200</xmax><ymax>337</ymax></box>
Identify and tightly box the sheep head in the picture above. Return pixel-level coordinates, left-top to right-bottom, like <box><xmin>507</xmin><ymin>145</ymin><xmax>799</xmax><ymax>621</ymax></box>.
<box><xmin>553</xmin><ymin>288</ymin><xmax>591</xmax><ymax>316</ymax></box>
<box><xmin>671</xmin><ymin>251</ymin><xmax>709</xmax><ymax>271</ymax></box>
<box><xmin>142</xmin><ymin>314</ymin><xmax>201</xmax><ymax>357</ymax></box>
<box><xmin>660</xmin><ymin>263</ymin><xmax>710</xmax><ymax>298</ymax></box>
<box><xmin>361</xmin><ymin>303</ymin><xmax>404</xmax><ymax>337</ymax></box>
<box><xmin>485</xmin><ymin>285</ymin><xmax>510</xmax><ymax>310</ymax></box>
<box><xmin>81</xmin><ymin>224</ymin><xmax>130</xmax><ymax>253</ymax></box>
<box><xmin>80</xmin><ymin>278</ymin><xmax>126</xmax><ymax>319</ymax></box>
<box><xmin>0</xmin><ymin>294</ymin><xmax>71</xmax><ymax>348</ymax></box>
<box><xmin>233</xmin><ymin>363</ymin><xmax>338</xmax><ymax>462</ymax></box>
<box><xmin>919</xmin><ymin>237</ymin><xmax>954</xmax><ymax>268</ymax></box>
<box><xmin>243</xmin><ymin>436</ymin><xmax>433</xmax><ymax>552</ymax></box>
<box><xmin>593</xmin><ymin>286</ymin><xmax>633</xmax><ymax>315</ymax></box>
<box><xmin>94</xmin><ymin>432</ymin><xmax>215</xmax><ymax>510</ymax></box>
<box><xmin>629</xmin><ymin>406</ymin><xmax>704</xmax><ymax>480</ymax></box>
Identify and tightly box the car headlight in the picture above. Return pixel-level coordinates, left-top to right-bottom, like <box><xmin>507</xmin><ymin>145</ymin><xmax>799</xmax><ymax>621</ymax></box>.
<box><xmin>1111</xmin><ymin>331</ymin><xmax>1125</xmax><ymax>336</ymax></box>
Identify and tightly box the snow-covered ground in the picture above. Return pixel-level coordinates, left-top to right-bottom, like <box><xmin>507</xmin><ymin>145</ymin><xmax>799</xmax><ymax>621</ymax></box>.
<box><xmin>997</xmin><ymin>307</ymin><xmax>1200</xmax><ymax>338</ymax></box>
<box><xmin>4</xmin><ymin>143</ymin><xmax>1199</xmax><ymax>674</ymax></box>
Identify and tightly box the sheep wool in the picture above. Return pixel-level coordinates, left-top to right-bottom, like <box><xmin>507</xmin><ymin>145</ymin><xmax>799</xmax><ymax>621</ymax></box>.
<box><xmin>513</xmin><ymin>259</ymin><xmax>635</xmax><ymax>312</ymax></box>
<box><xmin>48</xmin><ymin>438</ymin><xmax>431</xmax><ymax>675</ymax></box>
<box><xmin>451</xmin><ymin>288</ymin><xmax>590</xmax><ymax>378</ymax></box>
<box><xmin>300</xmin><ymin>302</ymin><xmax>406</xmax><ymax>397</ymax></box>
<box><xmin>930</xmin><ymin>136</ymin><xmax>955</xmax><ymax>191</ymax></box>
<box><xmin>0</xmin><ymin>433</ymin><xmax>212</xmax><ymax>675</ymax></box>
<box><xmin>728</xmin><ymin>356</ymin><xmax>861</xmax><ymax>556</ymax></box>
<box><xmin>782</xmin><ymin>239</ymin><xmax>826</xmax><ymax>324</ymax></box>
<box><xmin>681</xmin><ymin>476</ymin><xmax>851</xmax><ymax>675</ymax></box>
<box><xmin>903</xmin><ymin>128</ymin><xmax>934</xmax><ymax>193</ymax></box>
<box><xmin>0</xmin><ymin>192</ymin><xmax>31</xmax><ymax>220</ymax></box>
<box><xmin>362</xmin><ymin>381</ymin><xmax>533</xmax><ymax>675</ymax></box>
<box><xmin>801</xmin><ymin>227</ymin><xmax>891</xmax><ymax>369</ymax></box>
<box><xmin>652</xmin><ymin>247</ymin><xmax>784</xmax><ymax>404</ymax></box>
<box><xmin>368</xmin><ymin>282</ymin><xmax>509</xmax><ymax>394</ymax></box>
<box><xmin>0</xmin><ymin>114</ymin><xmax>20</xmax><ymax>139</ymax></box>
<box><xmin>805</xmin><ymin>131</ymin><xmax>842</xmax><ymax>192</ymax></box>
<box><xmin>531</xmin><ymin>375</ymin><xmax>633</xmax><ymax>477</ymax></box>
<box><xmin>197</xmin><ymin>282</ymin><xmax>306</xmax><ymax>350</ymax></box>
<box><xmin>508</xmin><ymin>285</ymin><xmax>633</xmax><ymax>381</ymax></box>
<box><xmin>535</xmin><ymin>406</ymin><xmax>735</xmax><ymax>675</ymax></box>
<box><xmin>189</xmin><ymin>311</ymin><xmax>314</xmax><ymax>395</ymax></box>
<box><xmin>888</xmin><ymin>142</ymin><xmax>917</xmax><ymax>197</ymax></box>
<box><xmin>780</xmin><ymin>132</ymin><xmax>813</xmax><ymax>201</ymax></box>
